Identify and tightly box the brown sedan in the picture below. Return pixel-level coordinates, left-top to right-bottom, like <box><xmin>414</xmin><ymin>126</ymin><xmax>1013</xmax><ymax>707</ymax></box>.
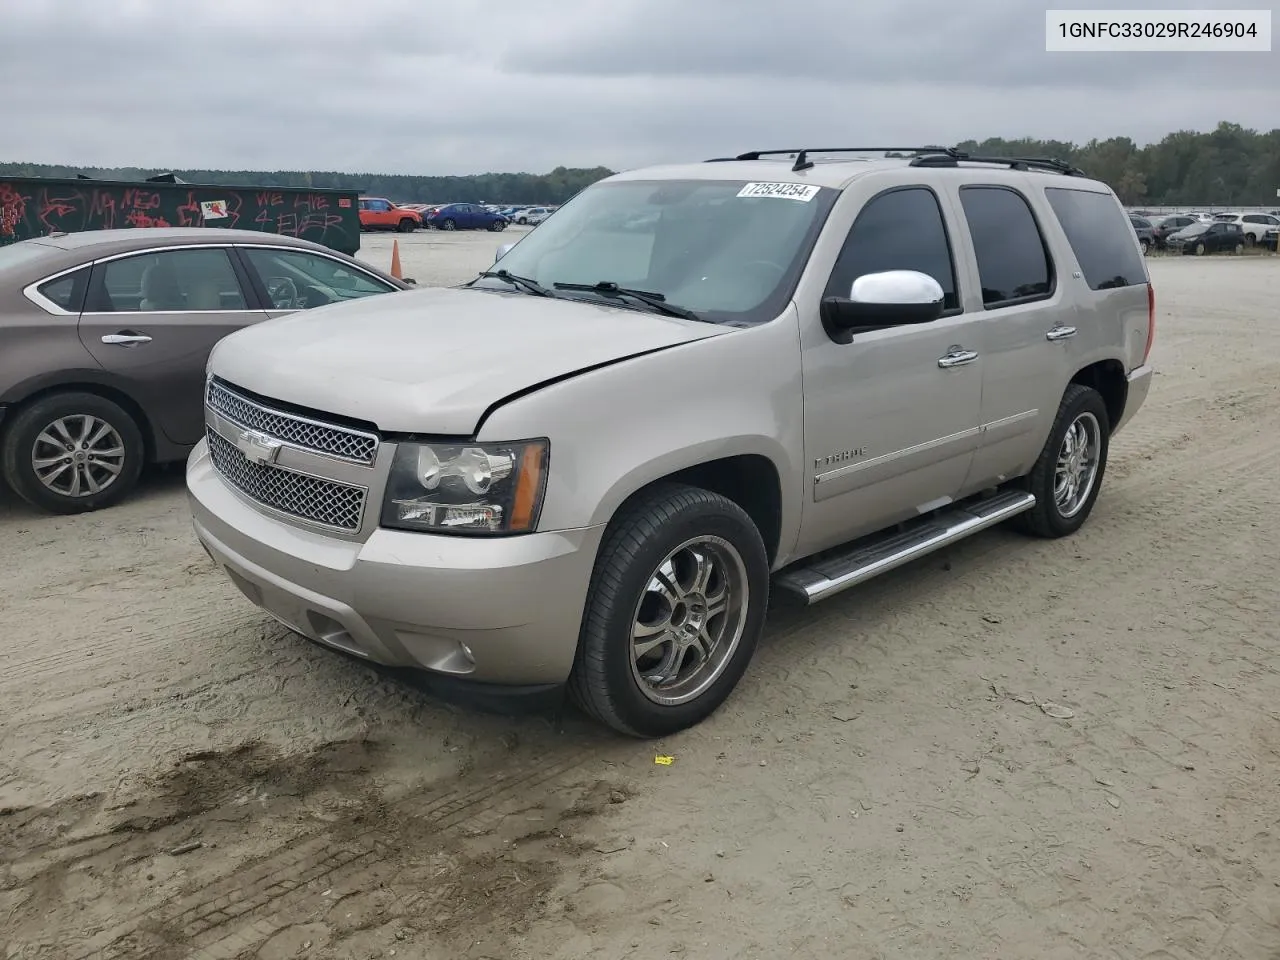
<box><xmin>0</xmin><ymin>228</ymin><xmax>409</xmax><ymax>514</ymax></box>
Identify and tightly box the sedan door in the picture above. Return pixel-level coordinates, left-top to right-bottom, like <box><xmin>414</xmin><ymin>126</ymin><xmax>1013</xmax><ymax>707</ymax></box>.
<box><xmin>77</xmin><ymin>245</ymin><xmax>268</xmax><ymax>447</ymax></box>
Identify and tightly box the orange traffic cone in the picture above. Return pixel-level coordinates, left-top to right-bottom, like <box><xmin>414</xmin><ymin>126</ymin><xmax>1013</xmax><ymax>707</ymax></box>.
<box><xmin>390</xmin><ymin>239</ymin><xmax>403</xmax><ymax>279</ymax></box>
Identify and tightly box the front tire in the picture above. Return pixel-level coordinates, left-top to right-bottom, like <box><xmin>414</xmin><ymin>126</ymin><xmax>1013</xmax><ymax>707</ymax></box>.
<box><xmin>1139</xmin><ymin>238</ymin><xmax>1150</xmax><ymax>255</ymax></box>
<box><xmin>1014</xmin><ymin>383</ymin><xmax>1110</xmax><ymax>539</ymax></box>
<box><xmin>569</xmin><ymin>484</ymin><xmax>770</xmax><ymax>738</ymax></box>
<box><xmin>398</xmin><ymin>218</ymin><xmax>416</xmax><ymax>233</ymax></box>
<box><xmin>1</xmin><ymin>392</ymin><xmax>145</xmax><ymax>514</ymax></box>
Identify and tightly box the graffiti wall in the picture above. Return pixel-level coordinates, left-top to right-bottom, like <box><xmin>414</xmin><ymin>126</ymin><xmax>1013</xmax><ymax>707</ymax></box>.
<box><xmin>0</xmin><ymin>178</ymin><xmax>361</xmax><ymax>254</ymax></box>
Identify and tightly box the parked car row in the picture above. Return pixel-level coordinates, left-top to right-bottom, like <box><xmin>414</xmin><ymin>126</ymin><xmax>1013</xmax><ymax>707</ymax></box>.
<box><xmin>1127</xmin><ymin>209</ymin><xmax>1279</xmax><ymax>254</ymax></box>
<box><xmin>357</xmin><ymin>198</ymin><xmax>560</xmax><ymax>233</ymax></box>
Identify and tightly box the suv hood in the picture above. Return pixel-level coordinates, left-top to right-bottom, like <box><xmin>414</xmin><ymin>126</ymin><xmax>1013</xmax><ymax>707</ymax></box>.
<box><xmin>208</xmin><ymin>286</ymin><xmax>728</xmax><ymax>434</ymax></box>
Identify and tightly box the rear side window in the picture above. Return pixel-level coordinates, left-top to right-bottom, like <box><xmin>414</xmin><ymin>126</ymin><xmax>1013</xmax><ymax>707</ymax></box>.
<box><xmin>36</xmin><ymin>266</ymin><xmax>91</xmax><ymax>313</ymax></box>
<box><xmin>825</xmin><ymin>186</ymin><xmax>959</xmax><ymax>311</ymax></box>
<box><xmin>958</xmin><ymin>186</ymin><xmax>1052</xmax><ymax>307</ymax></box>
<box><xmin>1044</xmin><ymin>187</ymin><xmax>1147</xmax><ymax>291</ymax></box>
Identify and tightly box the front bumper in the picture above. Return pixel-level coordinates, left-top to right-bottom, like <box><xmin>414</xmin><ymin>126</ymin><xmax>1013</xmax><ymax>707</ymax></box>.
<box><xmin>187</xmin><ymin>439</ymin><xmax>605</xmax><ymax>685</ymax></box>
<box><xmin>1114</xmin><ymin>363</ymin><xmax>1154</xmax><ymax>435</ymax></box>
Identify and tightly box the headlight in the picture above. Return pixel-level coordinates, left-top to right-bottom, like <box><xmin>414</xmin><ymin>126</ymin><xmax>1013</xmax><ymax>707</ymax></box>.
<box><xmin>380</xmin><ymin>439</ymin><xmax>548</xmax><ymax>534</ymax></box>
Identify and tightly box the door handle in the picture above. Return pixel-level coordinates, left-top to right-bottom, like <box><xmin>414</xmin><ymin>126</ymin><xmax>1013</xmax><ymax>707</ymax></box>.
<box><xmin>938</xmin><ymin>349</ymin><xmax>978</xmax><ymax>368</ymax></box>
<box><xmin>101</xmin><ymin>333</ymin><xmax>153</xmax><ymax>345</ymax></box>
<box><xmin>1046</xmin><ymin>325</ymin><xmax>1077</xmax><ymax>341</ymax></box>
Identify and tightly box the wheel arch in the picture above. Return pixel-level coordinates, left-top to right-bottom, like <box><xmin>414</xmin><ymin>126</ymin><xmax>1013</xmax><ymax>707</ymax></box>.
<box><xmin>602</xmin><ymin>452</ymin><xmax>786</xmax><ymax>567</ymax></box>
<box><xmin>1070</xmin><ymin>358</ymin><xmax>1127</xmax><ymax>430</ymax></box>
<box><xmin>1</xmin><ymin>375</ymin><xmax>163</xmax><ymax>462</ymax></box>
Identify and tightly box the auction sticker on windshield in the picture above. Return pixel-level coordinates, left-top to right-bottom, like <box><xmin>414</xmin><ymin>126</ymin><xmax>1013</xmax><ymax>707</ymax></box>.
<box><xmin>737</xmin><ymin>182</ymin><xmax>821</xmax><ymax>201</ymax></box>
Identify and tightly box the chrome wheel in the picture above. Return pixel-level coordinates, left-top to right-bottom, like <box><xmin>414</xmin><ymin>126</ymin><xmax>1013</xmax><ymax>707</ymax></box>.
<box><xmin>31</xmin><ymin>415</ymin><xmax>126</xmax><ymax>498</ymax></box>
<box><xmin>1054</xmin><ymin>412</ymin><xmax>1101</xmax><ymax>519</ymax></box>
<box><xmin>629</xmin><ymin>535</ymin><xmax>750</xmax><ymax>706</ymax></box>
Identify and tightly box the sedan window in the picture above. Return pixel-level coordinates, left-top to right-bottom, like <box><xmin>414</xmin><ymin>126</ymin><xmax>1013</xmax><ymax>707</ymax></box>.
<box><xmin>240</xmin><ymin>247</ymin><xmax>397</xmax><ymax>309</ymax></box>
<box><xmin>92</xmin><ymin>248</ymin><xmax>248</xmax><ymax>312</ymax></box>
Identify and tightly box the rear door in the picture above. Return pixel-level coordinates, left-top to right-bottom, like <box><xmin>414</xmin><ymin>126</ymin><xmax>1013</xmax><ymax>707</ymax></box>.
<box><xmin>77</xmin><ymin>245</ymin><xmax>267</xmax><ymax>446</ymax></box>
<box><xmin>952</xmin><ymin>180</ymin><xmax>1073</xmax><ymax>490</ymax></box>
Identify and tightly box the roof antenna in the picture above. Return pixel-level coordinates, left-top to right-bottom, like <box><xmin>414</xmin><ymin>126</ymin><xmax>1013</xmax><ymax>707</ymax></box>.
<box><xmin>791</xmin><ymin>150</ymin><xmax>813</xmax><ymax>172</ymax></box>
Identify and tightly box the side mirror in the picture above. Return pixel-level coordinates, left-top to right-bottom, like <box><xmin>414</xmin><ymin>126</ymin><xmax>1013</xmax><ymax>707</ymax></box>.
<box><xmin>820</xmin><ymin>270</ymin><xmax>945</xmax><ymax>331</ymax></box>
<box><xmin>495</xmin><ymin>242</ymin><xmax>515</xmax><ymax>262</ymax></box>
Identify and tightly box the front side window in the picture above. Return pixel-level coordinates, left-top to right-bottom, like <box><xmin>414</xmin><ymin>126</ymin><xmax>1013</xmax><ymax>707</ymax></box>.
<box><xmin>474</xmin><ymin>179</ymin><xmax>837</xmax><ymax>325</ymax></box>
<box><xmin>959</xmin><ymin>186</ymin><xmax>1052</xmax><ymax>307</ymax></box>
<box><xmin>240</xmin><ymin>247</ymin><xmax>397</xmax><ymax>309</ymax></box>
<box><xmin>824</xmin><ymin>186</ymin><xmax>959</xmax><ymax>311</ymax></box>
<box><xmin>1045</xmin><ymin>187</ymin><xmax>1147</xmax><ymax>290</ymax></box>
<box><xmin>93</xmin><ymin>248</ymin><xmax>247</xmax><ymax>312</ymax></box>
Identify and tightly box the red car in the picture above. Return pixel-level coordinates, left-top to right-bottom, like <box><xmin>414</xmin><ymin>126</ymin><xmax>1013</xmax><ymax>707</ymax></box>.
<box><xmin>358</xmin><ymin>197</ymin><xmax>421</xmax><ymax>232</ymax></box>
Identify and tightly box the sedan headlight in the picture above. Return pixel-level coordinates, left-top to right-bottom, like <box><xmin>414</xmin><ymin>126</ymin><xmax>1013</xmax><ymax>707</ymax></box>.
<box><xmin>381</xmin><ymin>439</ymin><xmax>548</xmax><ymax>534</ymax></box>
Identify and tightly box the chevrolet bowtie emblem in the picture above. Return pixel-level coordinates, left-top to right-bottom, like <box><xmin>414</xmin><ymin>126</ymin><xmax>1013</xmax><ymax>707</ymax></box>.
<box><xmin>235</xmin><ymin>428</ymin><xmax>282</xmax><ymax>465</ymax></box>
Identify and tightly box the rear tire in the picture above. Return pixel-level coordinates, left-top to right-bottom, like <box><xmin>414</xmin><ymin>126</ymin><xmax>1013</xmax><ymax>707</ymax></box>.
<box><xmin>1014</xmin><ymin>384</ymin><xmax>1110</xmax><ymax>539</ymax></box>
<box><xmin>440</xmin><ymin>219</ymin><xmax>456</xmax><ymax>231</ymax></box>
<box><xmin>569</xmin><ymin>484</ymin><xmax>770</xmax><ymax>738</ymax></box>
<box><xmin>1139</xmin><ymin>238</ymin><xmax>1150</xmax><ymax>255</ymax></box>
<box><xmin>2</xmin><ymin>392</ymin><xmax>145</xmax><ymax>515</ymax></box>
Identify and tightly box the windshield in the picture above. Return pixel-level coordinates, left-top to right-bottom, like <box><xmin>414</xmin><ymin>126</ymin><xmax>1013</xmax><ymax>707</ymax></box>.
<box><xmin>474</xmin><ymin>178</ymin><xmax>837</xmax><ymax>325</ymax></box>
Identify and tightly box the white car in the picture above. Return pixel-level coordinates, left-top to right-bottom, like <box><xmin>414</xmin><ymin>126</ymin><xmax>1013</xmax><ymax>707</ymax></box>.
<box><xmin>514</xmin><ymin>207</ymin><xmax>553</xmax><ymax>226</ymax></box>
<box><xmin>1210</xmin><ymin>212</ymin><xmax>1280</xmax><ymax>246</ymax></box>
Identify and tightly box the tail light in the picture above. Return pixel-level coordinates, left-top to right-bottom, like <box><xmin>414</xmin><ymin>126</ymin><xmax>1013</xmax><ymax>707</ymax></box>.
<box><xmin>1142</xmin><ymin>282</ymin><xmax>1155</xmax><ymax>364</ymax></box>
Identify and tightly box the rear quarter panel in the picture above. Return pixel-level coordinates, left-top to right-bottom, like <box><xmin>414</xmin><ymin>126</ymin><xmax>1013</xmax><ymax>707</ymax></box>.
<box><xmin>476</xmin><ymin>307</ymin><xmax>807</xmax><ymax>567</ymax></box>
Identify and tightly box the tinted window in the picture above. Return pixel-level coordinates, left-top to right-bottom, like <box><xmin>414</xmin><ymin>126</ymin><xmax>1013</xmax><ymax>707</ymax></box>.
<box><xmin>825</xmin><ymin>187</ymin><xmax>958</xmax><ymax>311</ymax></box>
<box><xmin>1044</xmin><ymin>187</ymin><xmax>1145</xmax><ymax>291</ymax></box>
<box><xmin>960</xmin><ymin>186</ymin><xmax>1052</xmax><ymax>305</ymax></box>
<box><xmin>94</xmin><ymin>248</ymin><xmax>247</xmax><ymax>312</ymax></box>
<box><xmin>36</xmin><ymin>266</ymin><xmax>91</xmax><ymax>312</ymax></box>
<box><xmin>241</xmin><ymin>247</ymin><xmax>396</xmax><ymax>309</ymax></box>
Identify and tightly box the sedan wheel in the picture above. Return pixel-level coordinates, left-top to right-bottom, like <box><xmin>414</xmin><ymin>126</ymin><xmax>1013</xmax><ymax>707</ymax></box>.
<box><xmin>2</xmin><ymin>392</ymin><xmax>145</xmax><ymax>514</ymax></box>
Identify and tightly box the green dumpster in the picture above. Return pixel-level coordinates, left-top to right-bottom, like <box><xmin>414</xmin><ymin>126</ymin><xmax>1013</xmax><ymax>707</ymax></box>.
<box><xmin>0</xmin><ymin>175</ymin><xmax>362</xmax><ymax>255</ymax></box>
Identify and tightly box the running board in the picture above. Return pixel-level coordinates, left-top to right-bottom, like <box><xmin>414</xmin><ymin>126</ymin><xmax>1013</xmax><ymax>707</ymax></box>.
<box><xmin>774</xmin><ymin>490</ymin><xmax>1036</xmax><ymax>604</ymax></box>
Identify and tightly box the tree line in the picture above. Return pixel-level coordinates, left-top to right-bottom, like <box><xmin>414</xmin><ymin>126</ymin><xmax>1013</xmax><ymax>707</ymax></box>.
<box><xmin>3</xmin><ymin>122</ymin><xmax>1276</xmax><ymax>207</ymax></box>
<box><xmin>952</xmin><ymin>122</ymin><xmax>1279</xmax><ymax>206</ymax></box>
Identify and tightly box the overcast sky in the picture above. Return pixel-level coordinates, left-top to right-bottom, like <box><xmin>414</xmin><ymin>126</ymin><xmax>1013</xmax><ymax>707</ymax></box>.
<box><xmin>2</xmin><ymin>0</ymin><xmax>1275</xmax><ymax>175</ymax></box>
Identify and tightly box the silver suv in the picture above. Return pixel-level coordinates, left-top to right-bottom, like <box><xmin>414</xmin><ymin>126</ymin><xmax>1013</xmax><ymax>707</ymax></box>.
<box><xmin>187</xmin><ymin>147</ymin><xmax>1155</xmax><ymax>738</ymax></box>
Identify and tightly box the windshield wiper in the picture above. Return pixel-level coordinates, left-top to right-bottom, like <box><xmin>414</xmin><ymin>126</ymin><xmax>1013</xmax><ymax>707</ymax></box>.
<box><xmin>552</xmin><ymin>281</ymin><xmax>702</xmax><ymax>322</ymax></box>
<box><xmin>477</xmin><ymin>269</ymin><xmax>556</xmax><ymax>298</ymax></box>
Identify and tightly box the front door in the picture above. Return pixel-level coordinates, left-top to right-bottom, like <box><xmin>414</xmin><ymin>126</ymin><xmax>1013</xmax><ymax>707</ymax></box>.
<box><xmin>77</xmin><ymin>245</ymin><xmax>267</xmax><ymax>446</ymax></box>
<box><xmin>797</xmin><ymin>185</ymin><xmax>985</xmax><ymax>558</ymax></box>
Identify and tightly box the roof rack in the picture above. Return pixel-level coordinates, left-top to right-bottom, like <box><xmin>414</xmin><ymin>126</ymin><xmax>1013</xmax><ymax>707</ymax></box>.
<box><xmin>705</xmin><ymin>146</ymin><xmax>956</xmax><ymax>172</ymax></box>
<box><xmin>704</xmin><ymin>146</ymin><xmax>1085</xmax><ymax>176</ymax></box>
<box><xmin>909</xmin><ymin>151</ymin><xmax>1085</xmax><ymax>176</ymax></box>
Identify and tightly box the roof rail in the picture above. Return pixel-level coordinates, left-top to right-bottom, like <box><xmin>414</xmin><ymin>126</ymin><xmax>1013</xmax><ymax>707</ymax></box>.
<box><xmin>910</xmin><ymin>151</ymin><xmax>1086</xmax><ymax>176</ymax></box>
<box><xmin>706</xmin><ymin>146</ymin><xmax>957</xmax><ymax>172</ymax></box>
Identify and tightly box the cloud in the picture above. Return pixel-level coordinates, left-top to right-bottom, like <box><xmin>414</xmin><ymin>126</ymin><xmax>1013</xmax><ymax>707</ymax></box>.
<box><xmin>1</xmin><ymin>0</ymin><xmax>1274</xmax><ymax>175</ymax></box>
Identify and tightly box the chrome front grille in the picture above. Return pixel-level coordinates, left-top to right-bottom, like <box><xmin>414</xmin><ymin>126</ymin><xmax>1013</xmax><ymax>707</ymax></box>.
<box><xmin>206</xmin><ymin>428</ymin><xmax>367</xmax><ymax>531</ymax></box>
<box><xmin>207</xmin><ymin>380</ymin><xmax>379</xmax><ymax>464</ymax></box>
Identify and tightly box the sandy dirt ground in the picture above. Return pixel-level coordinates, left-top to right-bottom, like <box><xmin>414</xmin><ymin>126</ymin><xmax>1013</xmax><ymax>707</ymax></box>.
<box><xmin>2</xmin><ymin>233</ymin><xmax>1278</xmax><ymax>960</ymax></box>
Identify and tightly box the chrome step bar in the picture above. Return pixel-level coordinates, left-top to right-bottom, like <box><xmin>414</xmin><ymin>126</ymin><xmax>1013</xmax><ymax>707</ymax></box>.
<box><xmin>774</xmin><ymin>490</ymin><xmax>1036</xmax><ymax>604</ymax></box>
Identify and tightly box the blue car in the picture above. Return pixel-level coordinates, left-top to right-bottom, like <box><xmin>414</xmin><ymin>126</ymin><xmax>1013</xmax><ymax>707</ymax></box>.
<box><xmin>422</xmin><ymin>203</ymin><xmax>509</xmax><ymax>232</ymax></box>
